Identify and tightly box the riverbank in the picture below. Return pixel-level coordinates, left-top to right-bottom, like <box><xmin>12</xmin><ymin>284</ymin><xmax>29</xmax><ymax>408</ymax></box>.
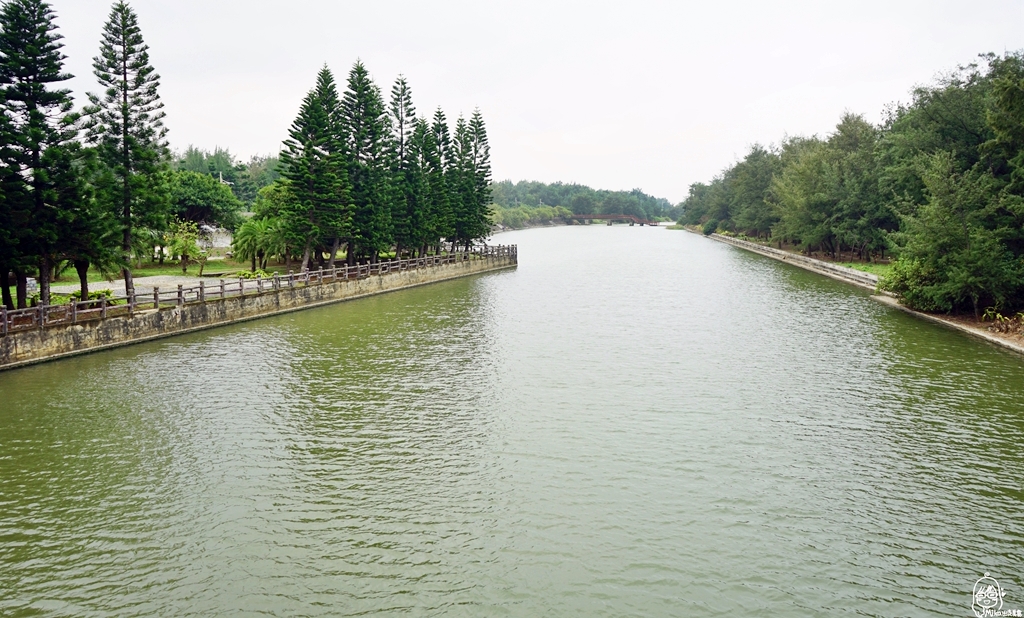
<box><xmin>0</xmin><ymin>249</ymin><xmax>517</xmax><ymax>371</ymax></box>
<box><xmin>689</xmin><ymin>228</ymin><xmax>1024</xmax><ymax>357</ymax></box>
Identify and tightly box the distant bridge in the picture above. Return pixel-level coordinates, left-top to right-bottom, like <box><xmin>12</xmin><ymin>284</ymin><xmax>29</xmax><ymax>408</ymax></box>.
<box><xmin>566</xmin><ymin>213</ymin><xmax>660</xmax><ymax>226</ymax></box>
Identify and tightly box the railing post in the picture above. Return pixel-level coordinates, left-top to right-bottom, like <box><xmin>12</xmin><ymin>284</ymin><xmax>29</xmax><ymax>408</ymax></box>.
<box><xmin>153</xmin><ymin>287</ymin><xmax>160</xmax><ymax>309</ymax></box>
<box><xmin>273</xmin><ymin>274</ymin><xmax>279</xmax><ymax>290</ymax></box>
<box><xmin>101</xmin><ymin>296</ymin><xmax>108</xmax><ymax>319</ymax></box>
<box><xmin>220</xmin><ymin>279</ymin><xmax>225</xmax><ymax>299</ymax></box>
<box><xmin>1</xmin><ymin>306</ymin><xmax>7</xmax><ymax>335</ymax></box>
<box><xmin>199</xmin><ymin>281</ymin><xmax>205</xmax><ymax>302</ymax></box>
<box><xmin>257</xmin><ymin>276</ymin><xmax>263</xmax><ymax>294</ymax></box>
<box><xmin>177</xmin><ymin>285</ymin><xmax>183</xmax><ymax>307</ymax></box>
<box><xmin>128</xmin><ymin>291</ymin><xmax>135</xmax><ymax>317</ymax></box>
<box><xmin>71</xmin><ymin>300</ymin><xmax>77</xmax><ymax>324</ymax></box>
<box><xmin>239</xmin><ymin>277</ymin><xmax>245</xmax><ymax>297</ymax></box>
<box><xmin>288</xmin><ymin>271</ymin><xmax>294</xmax><ymax>288</ymax></box>
<box><xmin>318</xmin><ymin>267</ymin><xmax>323</xmax><ymax>285</ymax></box>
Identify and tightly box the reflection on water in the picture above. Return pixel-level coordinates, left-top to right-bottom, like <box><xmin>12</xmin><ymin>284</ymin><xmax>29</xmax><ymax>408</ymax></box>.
<box><xmin>1</xmin><ymin>226</ymin><xmax>1022</xmax><ymax>616</ymax></box>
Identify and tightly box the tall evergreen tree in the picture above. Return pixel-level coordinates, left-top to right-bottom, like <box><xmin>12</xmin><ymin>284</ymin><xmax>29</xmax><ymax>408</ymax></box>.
<box><xmin>0</xmin><ymin>0</ymin><xmax>78</xmax><ymax>305</ymax></box>
<box><xmin>449</xmin><ymin>112</ymin><xmax>493</xmax><ymax>247</ymax></box>
<box><xmin>342</xmin><ymin>61</ymin><xmax>392</xmax><ymax>264</ymax></box>
<box><xmin>389</xmin><ymin>75</ymin><xmax>420</xmax><ymax>256</ymax></box>
<box><xmin>0</xmin><ymin>99</ymin><xmax>26</xmax><ymax>309</ymax></box>
<box><xmin>83</xmin><ymin>1</ymin><xmax>169</xmax><ymax>296</ymax></box>
<box><xmin>279</xmin><ymin>67</ymin><xmax>351</xmax><ymax>271</ymax></box>
<box><xmin>467</xmin><ymin>108</ymin><xmax>493</xmax><ymax>242</ymax></box>
<box><xmin>426</xmin><ymin>108</ymin><xmax>453</xmax><ymax>250</ymax></box>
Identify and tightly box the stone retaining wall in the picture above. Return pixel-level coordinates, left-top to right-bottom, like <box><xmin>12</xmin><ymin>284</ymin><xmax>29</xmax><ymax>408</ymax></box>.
<box><xmin>0</xmin><ymin>256</ymin><xmax>516</xmax><ymax>371</ymax></box>
<box><xmin>707</xmin><ymin>233</ymin><xmax>880</xmax><ymax>291</ymax></box>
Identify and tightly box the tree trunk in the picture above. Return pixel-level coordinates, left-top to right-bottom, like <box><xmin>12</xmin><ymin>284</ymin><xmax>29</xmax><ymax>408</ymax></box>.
<box><xmin>15</xmin><ymin>271</ymin><xmax>27</xmax><ymax>309</ymax></box>
<box><xmin>973</xmin><ymin>295</ymin><xmax>980</xmax><ymax>322</ymax></box>
<box><xmin>0</xmin><ymin>267</ymin><xmax>12</xmax><ymax>310</ymax></box>
<box><xmin>370</xmin><ymin>251</ymin><xmax>378</xmax><ymax>265</ymax></box>
<box><xmin>38</xmin><ymin>256</ymin><xmax>51</xmax><ymax>305</ymax></box>
<box><xmin>251</xmin><ymin>254</ymin><xmax>257</xmax><ymax>272</ymax></box>
<box><xmin>327</xmin><ymin>237</ymin><xmax>340</xmax><ymax>269</ymax></box>
<box><xmin>75</xmin><ymin>260</ymin><xmax>89</xmax><ymax>301</ymax></box>
<box><xmin>347</xmin><ymin>242</ymin><xmax>356</xmax><ymax>266</ymax></box>
<box><xmin>300</xmin><ymin>243</ymin><xmax>312</xmax><ymax>272</ymax></box>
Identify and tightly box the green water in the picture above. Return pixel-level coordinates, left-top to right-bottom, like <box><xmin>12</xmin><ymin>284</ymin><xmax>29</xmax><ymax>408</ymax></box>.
<box><xmin>1</xmin><ymin>226</ymin><xmax>1022</xmax><ymax>617</ymax></box>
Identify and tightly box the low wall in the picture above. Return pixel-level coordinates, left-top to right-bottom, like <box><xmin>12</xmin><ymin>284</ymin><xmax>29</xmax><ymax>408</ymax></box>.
<box><xmin>705</xmin><ymin>233</ymin><xmax>880</xmax><ymax>291</ymax></box>
<box><xmin>0</xmin><ymin>255</ymin><xmax>515</xmax><ymax>371</ymax></box>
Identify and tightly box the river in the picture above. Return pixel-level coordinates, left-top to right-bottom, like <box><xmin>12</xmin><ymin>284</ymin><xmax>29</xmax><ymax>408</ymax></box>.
<box><xmin>1</xmin><ymin>226</ymin><xmax>1022</xmax><ymax>617</ymax></box>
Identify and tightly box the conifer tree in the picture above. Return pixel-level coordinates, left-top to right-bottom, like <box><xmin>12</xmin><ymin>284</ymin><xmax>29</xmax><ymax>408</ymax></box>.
<box><xmin>450</xmin><ymin>114</ymin><xmax>474</xmax><ymax>248</ymax></box>
<box><xmin>0</xmin><ymin>0</ymin><xmax>78</xmax><ymax>305</ymax></box>
<box><xmin>279</xmin><ymin>67</ymin><xmax>352</xmax><ymax>271</ymax></box>
<box><xmin>342</xmin><ymin>61</ymin><xmax>392</xmax><ymax>264</ymax></box>
<box><xmin>389</xmin><ymin>75</ymin><xmax>420</xmax><ymax>256</ymax></box>
<box><xmin>83</xmin><ymin>1</ymin><xmax>169</xmax><ymax>296</ymax></box>
<box><xmin>427</xmin><ymin>108</ymin><xmax>453</xmax><ymax>251</ymax></box>
<box><xmin>467</xmin><ymin>108</ymin><xmax>493</xmax><ymax>241</ymax></box>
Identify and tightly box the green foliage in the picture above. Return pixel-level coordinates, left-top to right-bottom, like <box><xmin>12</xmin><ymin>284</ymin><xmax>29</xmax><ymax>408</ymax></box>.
<box><xmin>491</xmin><ymin>204</ymin><xmax>572</xmax><ymax>229</ymax></box>
<box><xmin>342</xmin><ymin>60</ymin><xmax>392</xmax><ymax>260</ymax></box>
<box><xmin>0</xmin><ymin>0</ymin><xmax>80</xmax><ymax>305</ymax></box>
<box><xmin>232</xmin><ymin>216</ymin><xmax>282</xmax><ymax>272</ymax></box>
<box><xmin>702</xmin><ymin>219</ymin><xmax>718</xmax><ymax>236</ymax></box>
<box><xmin>166</xmin><ymin>217</ymin><xmax>203</xmax><ymax>274</ymax></box>
<box><xmin>175</xmin><ymin>146</ymin><xmax>280</xmax><ymax>206</ymax></box>
<box><xmin>493</xmin><ymin>180</ymin><xmax>675</xmax><ymax>221</ymax></box>
<box><xmin>881</xmin><ymin>154</ymin><xmax>1022</xmax><ymax>315</ymax></box>
<box><xmin>171</xmin><ymin>170</ymin><xmax>243</xmax><ymax>229</ymax></box>
<box><xmin>237</xmin><ymin>268</ymin><xmax>275</xmax><ymax>279</ymax></box>
<box><xmin>280</xmin><ymin>66</ymin><xmax>353</xmax><ymax>270</ymax></box>
<box><xmin>82</xmin><ymin>1</ymin><xmax>170</xmax><ymax>295</ymax></box>
<box><xmin>682</xmin><ymin>51</ymin><xmax>1024</xmax><ymax>315</ymax></box>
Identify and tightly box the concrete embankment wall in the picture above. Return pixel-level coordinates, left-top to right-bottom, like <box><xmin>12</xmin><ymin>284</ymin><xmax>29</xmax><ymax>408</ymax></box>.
<box><xmin>0</xmin><ymin>257</ymin><xmax>515</xmax><ymax>371</ymax></box>
<box><xmin>703</xmin><ymin>233</ymin><xmax>880</xmax><ymax>291</ymax></box>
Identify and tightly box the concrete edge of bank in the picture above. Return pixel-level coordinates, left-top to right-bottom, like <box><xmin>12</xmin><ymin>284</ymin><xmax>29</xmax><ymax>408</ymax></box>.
<box><xmin>0</xmin><ymin>258</ymin><xmax>517</xmax><ymax>372</ymax></box>
<box><xmin>688</xmin><ymin>228</ymin><xmax>1024</xmax><ymax>357</ymax></box>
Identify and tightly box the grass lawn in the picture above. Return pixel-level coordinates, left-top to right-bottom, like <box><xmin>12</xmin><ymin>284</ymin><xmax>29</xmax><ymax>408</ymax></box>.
<box><xmin>838</xmin><ymin>261</ymin><xmax>893</xmax><ymax>278</ymax></box>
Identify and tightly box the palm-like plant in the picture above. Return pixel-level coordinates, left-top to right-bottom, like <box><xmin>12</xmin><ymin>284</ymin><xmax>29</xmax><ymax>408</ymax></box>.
<box><xmin>233</xmin><ymin>217</ymin><xmax>281</xmax><ymax>272</ymax></box>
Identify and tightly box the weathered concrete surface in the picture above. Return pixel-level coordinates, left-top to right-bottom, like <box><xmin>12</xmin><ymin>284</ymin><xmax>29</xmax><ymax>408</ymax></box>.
<box><xmin>703</xmin><ymin>232</ymin><xmax>880</xmax><ymax>291</ymax></box>
<box><xmin>1</xmin><ymin>257</ymin><xmax>515</xmax><ymax>371</ymax></box>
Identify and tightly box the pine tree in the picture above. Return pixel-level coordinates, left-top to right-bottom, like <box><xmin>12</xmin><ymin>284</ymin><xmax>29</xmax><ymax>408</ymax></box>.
<box><xmin>450</xmin><ymin>114</ymin><xmax>476</xmax><ymax>248</ymax></box>
<box><xmin>467</xmin><ymin>108</ymin><xmax>493</xmax><ymax>242</ymax></box>
<box><xmin>0</xmin><ymin>101</ymin><xmax>26</xmax><ymax>309</ymax></box>
<box><xmin>427</xmin><ymin>108</ymin><xmax>453</xmax><ymax>251</ymax></box>
<box><xmin>83</xmin><ymin>1</ymin><xmax>170</xmax><ymax>296</ymax></box>
<box><xmin>389</xmin><ymin>75</ymin><xmax>419</xmax><ymax>257</ymax></box>
<box><xmin>0</xmin><ymin>0</ymin><xmax>78</xmax><ymax>305</ymax></box>
<box><xmin>279</xmin><ymin>67</ymin><xmax>351</xmax><ymax>271</ymax></box>
<box><xmin>342</xmin><ymin>61</ymin><xmax>392</xmax><ymax>264</ymax></box>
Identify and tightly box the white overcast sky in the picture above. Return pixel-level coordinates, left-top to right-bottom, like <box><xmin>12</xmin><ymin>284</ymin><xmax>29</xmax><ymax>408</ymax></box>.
<box><xmin>49</xmin><ymin>0</ymin><xmax>1024</xmax><ymax>203</ymax></box>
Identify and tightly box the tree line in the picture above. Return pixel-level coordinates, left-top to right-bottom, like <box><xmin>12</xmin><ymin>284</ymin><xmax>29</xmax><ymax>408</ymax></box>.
<box><xmin>491</xmin><ymin>180</ymin><xmax>678</xmax><ymax>227</ymax></box>
<box><xmin>0</xmin><ymin>0</ymin><xmax>493</xmax><ymax>311</ymax></box>
<box><xmin>679</xmin><ymin>52</ymin><xmax>1024</xmax><ymax>317</ymax></box>
<box><xmin>233</xmin><ymin>63</ymin><xmax>492</xmax><ymax>273</ymax></box>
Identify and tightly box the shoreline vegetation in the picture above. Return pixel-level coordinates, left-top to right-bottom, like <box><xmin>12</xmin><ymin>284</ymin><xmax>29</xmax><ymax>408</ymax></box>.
<box><xmin>677</xmin><ymin>50</ymin><xmax>1024</xmax><ymax>328</ymax></box>
<box><xmin>0</xmin><ymin>0</ymin><xmax>495</xmax><ymax>315</ymax></box>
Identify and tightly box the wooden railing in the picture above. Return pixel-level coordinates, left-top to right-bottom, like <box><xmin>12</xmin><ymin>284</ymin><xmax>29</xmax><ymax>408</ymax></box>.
<box><xmin>1</xmin><ymin>245</ymin><xmax>516</xmax><ymax>336</ymax></box>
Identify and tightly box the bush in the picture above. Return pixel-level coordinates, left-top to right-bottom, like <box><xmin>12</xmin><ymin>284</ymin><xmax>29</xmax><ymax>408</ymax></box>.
<box><xmin>702</xmin><ymin>219</ymin><xmax>719</xmax><ymax>236</ymax></box>
<box><xmin>237</xmin><ymin>269</ymin><xmax>276</xmax><ymax>279</ymax></box>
